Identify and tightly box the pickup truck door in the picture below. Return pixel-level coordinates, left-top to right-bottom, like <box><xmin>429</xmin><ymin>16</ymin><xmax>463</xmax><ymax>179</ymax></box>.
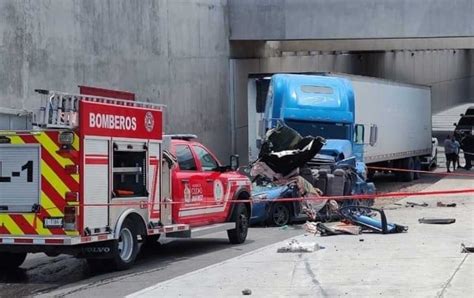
<box><xmin>173</xmin><ymin>144</ymin><xmax>207</xmax><ymax>225</ymax></box>
<box><xmin>192</xmin><ymin>145</ymin><xmax>227</xmax><ymax>222</ymax></box>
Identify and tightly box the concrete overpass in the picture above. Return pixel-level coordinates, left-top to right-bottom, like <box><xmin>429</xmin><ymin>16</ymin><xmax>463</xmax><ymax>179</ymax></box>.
<box><xmin>229</xmin><ymin>0</ymin><xmax>474</xmax><ymax>42</ymax></box>
<box><xmin>0</xmin><ymin>0</ymin><xmax>473</xmax><ymax>161</ymax></box>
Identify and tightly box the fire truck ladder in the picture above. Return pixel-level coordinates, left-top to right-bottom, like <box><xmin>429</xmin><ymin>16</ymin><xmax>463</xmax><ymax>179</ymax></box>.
<box><xmin>33</xmin><ymin>89</ymin><xmax>164</xmax><ymax>129</ymax></box>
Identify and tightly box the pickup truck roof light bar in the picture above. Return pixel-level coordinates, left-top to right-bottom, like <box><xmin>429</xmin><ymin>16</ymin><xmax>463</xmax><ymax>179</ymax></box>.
<box><xmin>165</xmin><ymin>134</ymin><xmax>198</xmax><ymax>141</ymax></box>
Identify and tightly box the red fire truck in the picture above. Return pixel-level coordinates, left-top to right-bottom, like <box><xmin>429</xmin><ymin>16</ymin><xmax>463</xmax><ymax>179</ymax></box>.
<box><xmin>0</xmin><ymin>86</ymin><xmax>251</xmax><ymax>270</ymax></box>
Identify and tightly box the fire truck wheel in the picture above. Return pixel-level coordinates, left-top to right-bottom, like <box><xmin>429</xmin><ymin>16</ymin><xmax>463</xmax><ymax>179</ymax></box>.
<box><xmin>0</xmin><ymin>252</ymin><xmax>27</xmax><ymax>270</ymax></box>
<box><xmin>108</xmin><ymin>219</ymin><xmax>139</xmax><ymax>270</ymax></box>
<box><xmin>227</xmin><ymin>203</ymin><xmax>249</xmax><ymax>244</ymax></box>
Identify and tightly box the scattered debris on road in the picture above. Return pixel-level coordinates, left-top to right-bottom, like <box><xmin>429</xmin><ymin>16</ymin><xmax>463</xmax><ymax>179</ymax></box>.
<box><xmin>277</xmin><ymin>239</ymin><xmax>321</xmax><ymax>253</ymax></box>
<box><xmin>314</xmin><ymin>222</ymin><xmax>362</xmax><ymax>236</ymax></box>
<box><xmin>303</xmin><ymin>222</ymin><xmax>318</xmax><ymax>234</ymax></box>
<box><xmin>418</xmin><ymin>217</ymin><xmax>456</xmax><ymax>224</ymax></box>
<box><xmin>437</xmin><ymin>202</ymin><xmax>457</xmax><ymax>207</ymax></box>
<box><xmin>303</xmin><ymin>205</ymin><xmax>408</xmax><ymax>236</ymax></box>
<box><xmin>242</xmin><ymin>288</ymin><xmax>252</xmax><ymax>295</ymax></box>
<box><xmin>339</xmin><ymin>206</ymin><xmax>408</xmax><ymax>234</ymax></box>
<box><xmin>406</xmin><ymin>201</ymin><xmax>428</xmax><ymax>207</ymax></box>
<box><xmin>461</xmin><ymin>243</ymin><xmax>474</xmax><ymax>253</ymax></box>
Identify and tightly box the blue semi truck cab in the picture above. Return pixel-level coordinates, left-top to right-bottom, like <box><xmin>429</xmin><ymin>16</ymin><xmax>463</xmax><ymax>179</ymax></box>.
<box><xmin>261</xmin><ymin>74</ymin><xmax>374</xmax><ymax>197</ymax></box>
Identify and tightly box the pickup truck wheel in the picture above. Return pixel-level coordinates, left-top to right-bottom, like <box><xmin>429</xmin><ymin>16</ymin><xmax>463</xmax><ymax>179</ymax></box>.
<box><xmin>106</xmin><ymin>219</ymin><xmax>139</xmax><ymax>270</ymax></box>
<box><xmin>0</xmin><ymin>252</ymin><xmax>27</xmax><ymax>270</ymax></box>
<box><xmin>227</xmin><ymin>203</ymin><xmax>249</xmax><ymax>244</ymax></box>
<box><xmin>268</xmin><ymin>203</ymin><xmax>290</xmax><ymax>226</ymax></box>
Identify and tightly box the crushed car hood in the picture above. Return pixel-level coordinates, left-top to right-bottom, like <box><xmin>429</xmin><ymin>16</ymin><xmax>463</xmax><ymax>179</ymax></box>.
<box><xmin>319</xmin><ymin>139</ymin><xmax>352</xmax><ymax>161</ymax></box>
<box><xmin>252</xmin><ymin>185</ymin><xmax>288</xmax><ymax>200</ymax></box>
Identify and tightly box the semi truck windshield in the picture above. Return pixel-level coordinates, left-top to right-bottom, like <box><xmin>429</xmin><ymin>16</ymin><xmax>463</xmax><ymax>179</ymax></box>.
<box><xmin>285</xmin><ymin>120</ymin><xmax>350</xmax><ymax>140</ymax></box>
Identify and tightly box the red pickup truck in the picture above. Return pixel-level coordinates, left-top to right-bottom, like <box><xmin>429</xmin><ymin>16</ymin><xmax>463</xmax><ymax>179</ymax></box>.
<box><xmin>167</xmin><ymin>135</ymin><xmax>252</xmax><ymax>235</ymax></box>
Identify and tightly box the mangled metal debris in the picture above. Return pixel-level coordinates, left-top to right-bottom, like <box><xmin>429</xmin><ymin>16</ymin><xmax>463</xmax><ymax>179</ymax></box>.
<box><xmin>304</xmin><ymin>206</ymin><xmax>408</xmax><ymax>236</ymax></box>
<box><xmin>242</xmin><ymin>288</ymin><xmax>252</xmax><ymax>295</ymax></box>
<box><xmin>461</xmin><ymin>243</ymin><xmax>474</xmax><ymax>253</ymax></box>
<box><xmin>418</xmin><ymin>217</ymin><xmax>456</xmax><ymax>224</ymax></box>
<box><xmin>436</xmin><ymin>202</ymin><xmax>457</xmax><ymax>207</ymax></box>
<box><xmin>406</xmin><ymin>201</ymin><xmax>428</xmax><ymax>207</ymax></box>
<box><xmin>339</xmin><ymin>206</ymin><xmax>408</xmax><ymax>234</ymax></box>
<box><xmin>250</xmin><ymin>124</ymin><xmax>375</xmax><ymax>224</ymax></box>
<box><xmin>315</xmin><ymin>222</ymin><xmax>362</xmax><ymax>236</ymax></box>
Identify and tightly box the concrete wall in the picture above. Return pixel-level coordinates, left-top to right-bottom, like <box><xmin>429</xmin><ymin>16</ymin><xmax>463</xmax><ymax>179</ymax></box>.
<box><xmin>1</xmin><ymin>0</ymin><xmax>473</xmax><ymax>162</ymax></box>
<box><xmin>229</xmin><ymin>0</ymin><xmax>474</xmax><ymax>40</ymax></box>
<box><xmin>0</xmin><ymin>0</ymin><xmax>231</xmax><ymax>159</ymax></box>
<box><xmin>231</xmin><ymin>49</ymin><xmax>474</xmax><ymax>163</ymax></box>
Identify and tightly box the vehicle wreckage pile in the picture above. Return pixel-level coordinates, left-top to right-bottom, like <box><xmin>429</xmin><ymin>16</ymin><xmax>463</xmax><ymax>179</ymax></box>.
<box><xmin>250</xmin><ymin>124</ymin><xmax>407</xmax><ymax>235</ymax></box>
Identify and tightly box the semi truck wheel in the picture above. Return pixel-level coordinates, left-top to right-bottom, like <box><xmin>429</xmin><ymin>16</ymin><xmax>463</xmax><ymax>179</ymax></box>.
<box><xmin>227</xmin><ymin>203</ymin><xmax>249</xmax><ymax>244</ymax></box>
<box><xmin>0</xmin><ymin>252</ymin><xmax>27</xmax><ymax>270</ymax></box>
<box><xmin>107</xmin><ymin>219</ymin><xmax>139</xmax><ymax>270</ymax></box>
<box><xmin>432</xmin><ymin>151</ymin><xmax>438</xmax><ymax>169</ymax></box>
<box><xmin>413</xmin><ymin>157</ymin><xmax>421</xmax><ymax>180</ymax></box>
<box><xmin>367</xmin><ymin>169</ymin><xmax>375</xmax><ymax>181</ymax></box>
<box><xmin>268</xmin><ymin>203</ymin><xmax>290</xmax><ymax>226</ymax></box>
<box><xmin>398</xmin><ymin>157</ymin><xmax>415</xmax><ymax>182</ymax></box>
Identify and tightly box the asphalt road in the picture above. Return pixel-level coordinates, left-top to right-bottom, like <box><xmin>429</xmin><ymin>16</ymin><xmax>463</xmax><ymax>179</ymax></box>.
<box><xmin>0</xmin><ymin>171</ymin><xmax>444</xmax><ymax>297</ymax></box>
<box><xmin>0</xmin><ymin>227</ymin><xmax>307</xmax><ymax>297</ymax></box>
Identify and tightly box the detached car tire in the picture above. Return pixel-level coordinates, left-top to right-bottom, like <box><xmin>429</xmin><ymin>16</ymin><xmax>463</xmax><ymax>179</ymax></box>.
<box><xmin>227</xmin><ymin>203</ymin><xmax>249</xmax><ymax>244</ymax></box>
<box><xmin>107</xmin><ymin>219</ymin><xmax>139</xmax><ymax>270</ymax></box>
<box><xmin>0</xmin><ymin>252</ymin><xmax>27</xmax><ymax>270</ymax></box>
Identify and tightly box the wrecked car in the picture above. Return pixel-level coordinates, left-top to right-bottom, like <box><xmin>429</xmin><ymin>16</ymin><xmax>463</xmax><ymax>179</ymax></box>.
<box><xmin>250</xmin><ymin>183</ymin><xmax>304</xmax><ymax>226</ymax></box>
<box><xmin>250</xmin><ymin>124</ymin><xmax>375</xmax><ymax>224</ymax></box>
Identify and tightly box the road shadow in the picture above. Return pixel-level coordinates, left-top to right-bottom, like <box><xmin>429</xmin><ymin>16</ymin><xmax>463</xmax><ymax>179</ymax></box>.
<box><xmin>0</xmin><ymin>236</ymin><xmax>257</xmax><ymax>296</ymax></box>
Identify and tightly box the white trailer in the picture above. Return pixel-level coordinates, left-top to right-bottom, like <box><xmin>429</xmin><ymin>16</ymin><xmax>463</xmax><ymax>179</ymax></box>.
<box><xmin>247</xmin><ymin>73</ymin><xmax>433</xmax><ymax>181</ymax></box>
<box><xmin>341</xmin><ymin>74</ymin><xmax>432</xmax><ymax>181</ymax></box>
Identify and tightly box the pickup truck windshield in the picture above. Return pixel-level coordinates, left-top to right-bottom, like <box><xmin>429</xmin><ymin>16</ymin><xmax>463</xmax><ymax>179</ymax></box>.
<box><xmin>285</xmin><ymin>120</ymin><xmax>350</xmax><ymax>140</ymax></box>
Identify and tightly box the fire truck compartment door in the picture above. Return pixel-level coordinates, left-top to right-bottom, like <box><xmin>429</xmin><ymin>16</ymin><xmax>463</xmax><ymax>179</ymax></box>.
<box><xmin>0</xmin><ymin>144</ymin><xmax>40</xmax><ymax>213</ymax></box>
<box><xmin>84</xmin><ymin>138</ymin><xmax>109</xmax><ymax>232</ymax></box>
<box><xmin>160</xmin><ymin>156</ymin><xmax>172</xmax><ymax>225</ymax></box>
<box><xmin>148</xmin><ymin>142</ymin><xmax>163</xmax><ymax>222</ymax></box>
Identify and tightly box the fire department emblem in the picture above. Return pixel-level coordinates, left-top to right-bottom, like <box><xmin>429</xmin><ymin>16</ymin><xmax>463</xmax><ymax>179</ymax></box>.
<box><xmin>144</xmin><ymin>112</ymin><xmax>154</xmax><ymax>132</ymax></box>
<box><xmin>214</xmin><ymin>180</ymin><xmax>224</xmax><ymax>202</ymax></box>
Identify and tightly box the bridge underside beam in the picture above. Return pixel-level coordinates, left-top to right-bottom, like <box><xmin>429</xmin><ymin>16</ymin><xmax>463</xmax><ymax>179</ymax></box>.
<box><xmin>229</xmin><ymin>0</ymin><xmax>474</xmax><ymax>41</ymax></box>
